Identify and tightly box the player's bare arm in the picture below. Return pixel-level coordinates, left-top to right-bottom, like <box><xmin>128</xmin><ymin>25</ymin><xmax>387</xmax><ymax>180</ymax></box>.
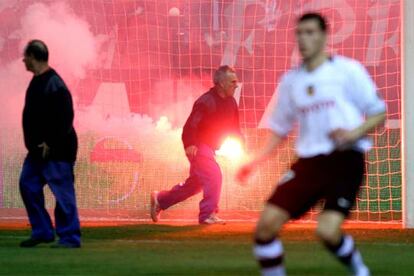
<box><xmin>330</xmin><ymin>111</ymin><xmax>386</xmax><ymax>149</ymax></box>
<box><xmin>237</xmin><ymin>131</ymin><xmax>283</xmax><ymax>182</ymax></box>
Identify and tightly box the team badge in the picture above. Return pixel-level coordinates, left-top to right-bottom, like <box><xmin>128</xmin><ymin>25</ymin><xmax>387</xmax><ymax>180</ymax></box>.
<box><xmin>307</xmin><ymin>85</ymin><xmax>315</xmax><ymax>96</ymax></box>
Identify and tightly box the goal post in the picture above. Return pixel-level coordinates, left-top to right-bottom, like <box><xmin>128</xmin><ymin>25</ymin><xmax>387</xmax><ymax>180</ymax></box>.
<box><xmin>402</xmin><ymin>0</ymin><xmax>414</xmax><ymax>228</ymax></box>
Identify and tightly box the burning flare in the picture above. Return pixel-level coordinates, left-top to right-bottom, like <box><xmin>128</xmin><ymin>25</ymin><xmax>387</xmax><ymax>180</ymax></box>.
<box><xmin>216</xmin><ymin>137</ymin><xmax>244</xmax><ymax>160</ymax></box>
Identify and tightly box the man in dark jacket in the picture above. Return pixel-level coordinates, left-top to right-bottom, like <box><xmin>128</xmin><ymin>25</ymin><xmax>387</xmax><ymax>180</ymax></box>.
<box><xmin>19</xmin><ymin>40</ymin><xmax>81</xmax><ymax>248</ymax></box>
<box><xmin>150</xmin><ymin>65</ymin><xmax>243</xmax><ymax>224</ymax></box>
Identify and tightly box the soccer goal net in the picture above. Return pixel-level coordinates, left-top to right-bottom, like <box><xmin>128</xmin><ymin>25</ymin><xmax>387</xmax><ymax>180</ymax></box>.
<box><xmin>0</xmin><ymin>0</ymin><xmax>401</xmax><ymax>223</ymax></box>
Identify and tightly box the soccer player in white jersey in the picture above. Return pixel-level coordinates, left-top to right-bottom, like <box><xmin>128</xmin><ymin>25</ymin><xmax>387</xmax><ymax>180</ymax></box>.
<box><xmin>237</xmin><ymin>13</ymin><xmax>386</xmax><ymax>276</ymax></box>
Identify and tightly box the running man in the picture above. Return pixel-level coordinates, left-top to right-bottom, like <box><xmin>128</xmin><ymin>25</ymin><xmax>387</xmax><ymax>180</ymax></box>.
<box><xmin>151</xmin><ymin>65</ymin><xmax>242</xmax><ymax>225</ymax></box>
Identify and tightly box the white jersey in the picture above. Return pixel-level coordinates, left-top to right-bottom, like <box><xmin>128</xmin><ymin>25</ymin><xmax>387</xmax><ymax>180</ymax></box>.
<box><xmin>266</xmin><ymin>55</ymin><xmax>386</xmax><ymax>158</ymax></box>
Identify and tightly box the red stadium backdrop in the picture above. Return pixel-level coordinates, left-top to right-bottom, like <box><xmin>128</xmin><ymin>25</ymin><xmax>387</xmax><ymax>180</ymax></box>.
<box><xmin>0</xmin><ymin>0</ymin><xmax>401</xmax><ymax>222</ymax></box>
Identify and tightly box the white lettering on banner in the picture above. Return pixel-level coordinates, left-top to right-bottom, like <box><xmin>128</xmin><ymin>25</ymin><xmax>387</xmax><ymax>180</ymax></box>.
<box><xmin>217</xmin><ymin>0</ymin><xmax>399</xmax><ymax>67</ymax></box>
<box><xmin>219</xmin><ymin>0</ymin><xmax>283</xmax><ymax>66</ymax></box>
<box><xmin>220</xmin><ymin>0</ymin><xmax>258</xmax><ymax>66</ymax></box>
<box><xmin>252</xmin><ymin>1</ymin><xmax>399</xmax><ymax>128</ymax></box>
<box><xmin>366</xmin><ymin>0</ymin><xmax>400</xmax><ymax>66</ymax></box>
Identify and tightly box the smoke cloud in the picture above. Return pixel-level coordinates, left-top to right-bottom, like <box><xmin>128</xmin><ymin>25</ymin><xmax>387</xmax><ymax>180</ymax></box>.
<box><xmin>0</xmin><ymin>1</ymin><xmax>233</xmax><ymax>210</ymax></box>
<box><xmin>18</xmin><ymin>2</ymin><xmax>100</xmax><ymax>81</ymax></box>
<box><xmin>0</xmin><ymin>2</ymin><xmax>102</xmax><ymax>128</ymax></box>
<box><xmin>0</xmin><ymin>1</ymin><xmax>208</xmax><ymax>167</ymax></box>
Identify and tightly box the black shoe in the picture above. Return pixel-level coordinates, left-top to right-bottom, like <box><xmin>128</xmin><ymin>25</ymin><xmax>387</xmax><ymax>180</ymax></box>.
<box><xmin>50</xmin><ymin>243</ymin><xmax>81</xmax><ymax>249</ymax></box>
<box><xmin>20</xmin><ymin>237</ymin><xmax>55</xmax><ymax>248</ymax></box>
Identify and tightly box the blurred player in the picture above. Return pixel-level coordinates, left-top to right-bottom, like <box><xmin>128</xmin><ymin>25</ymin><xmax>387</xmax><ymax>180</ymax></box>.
<box><xmin>237</xmin><ymin>13</ymin><xmax>385</xmax><ymax>276</ymax></box>
<box><xmin>150</xmin><ymin>65</ymin><xmax>242</xmax><ymax>224</ymax></box>
<box><xmin>19</xmin><ymin>40</ymin><xmax>81</xmax><ymax>248</ymax></box>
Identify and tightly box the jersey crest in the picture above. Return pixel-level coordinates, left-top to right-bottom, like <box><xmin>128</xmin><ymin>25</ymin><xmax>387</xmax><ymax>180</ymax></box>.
<box><xmin>307</xmin><ymin>85</ymin><xmax>315</xmax><ymax>96</ymax></box>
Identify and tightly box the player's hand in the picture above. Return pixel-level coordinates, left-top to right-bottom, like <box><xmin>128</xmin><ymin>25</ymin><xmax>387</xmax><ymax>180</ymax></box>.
<box><xmin>38</xmin><ymin>142</ymin><xmax>50</xmax><ymax>159</ymax></box>
<box><xmin>185</xmin><ymin>145</ymin><xmax>198</xmax><ymax>161</ymax></box>
<box><xmin>329</xmin><ymin>128</ymin><xmax>358</xmax><ymax>149</ymax></box>
<box><xmin>236</xmin><ymin>162</ymin><xmax>256</xmax><ymax>185</ymax></box>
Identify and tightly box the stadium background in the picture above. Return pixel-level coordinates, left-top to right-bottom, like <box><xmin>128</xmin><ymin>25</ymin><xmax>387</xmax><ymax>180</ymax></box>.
<box><xmin>0</xmin><ymin>0</ymin><xmax>401</xmax><ymax>222</ymax></box>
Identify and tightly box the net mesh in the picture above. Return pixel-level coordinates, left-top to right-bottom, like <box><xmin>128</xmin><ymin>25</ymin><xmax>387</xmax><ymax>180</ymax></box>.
<box><xmin>0</xmin><ymin>0</ymin><xmax>401</xmax><ymax>222</ymax></box>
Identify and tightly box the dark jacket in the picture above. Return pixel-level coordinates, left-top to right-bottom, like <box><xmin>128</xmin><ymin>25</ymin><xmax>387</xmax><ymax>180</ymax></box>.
<box><xmin>182</xmin><ymin>87</ymin><xmax>242</xmax><ymax>150</ymax></box>
<box><xmin>22</xmin><ymin>68</ymin><xmax>78</xmax><ymax>162</ymax></box>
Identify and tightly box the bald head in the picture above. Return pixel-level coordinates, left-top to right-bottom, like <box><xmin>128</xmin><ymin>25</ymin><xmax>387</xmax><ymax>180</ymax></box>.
<box><xmin>23</xmin><ymin>40</ymin><xmax>50</xmax><ymax>75</ymax></box>
<box><xmin>24</xmin><ymin>40</ymin><xmax>49</xmax><ymax>62</ymax></box>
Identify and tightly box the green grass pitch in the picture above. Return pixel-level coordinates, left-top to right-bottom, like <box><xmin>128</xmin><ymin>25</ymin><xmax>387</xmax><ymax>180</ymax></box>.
<box><xmin>0</xmin><ymin>223</ymin><xmax>413</xmax><ymax>275</ymax></box>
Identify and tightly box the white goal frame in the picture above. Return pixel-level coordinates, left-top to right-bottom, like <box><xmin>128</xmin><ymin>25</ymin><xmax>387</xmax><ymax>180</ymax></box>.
<box><xmin>402</xmin><ymin>0</ymin><xmax>414</xmax><ymax>228</ymax></box>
